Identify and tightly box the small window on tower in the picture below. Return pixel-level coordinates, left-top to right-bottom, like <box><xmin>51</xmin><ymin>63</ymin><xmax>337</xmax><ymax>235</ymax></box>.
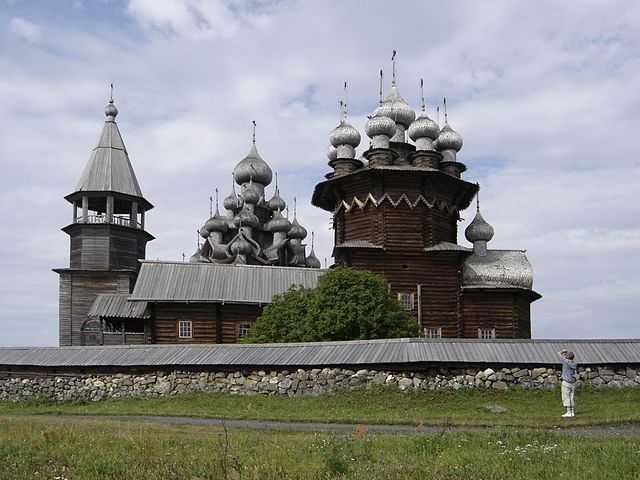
<box><xmin>424</xmin><ymin>327</ymin><xmax>442</xmax><ymax>339</ymax></box>
<box><xmin>238</xmin><ymin>323</ymin><xmax>251</xmax><ymax>339</ymax></box>
<box><xmin>397</xmin><ymin>293</ymin><xmax>414</xmax><ymax>311</ymax></box>
<box><xmin>178</xmin><ymin>320</ymin><xmax>193</xmax><ymax>339</ymax></box>
<box><xmin>478</xmin><ymin>328</ymin><xmax>496</xmax><ymax>340</ymax></box>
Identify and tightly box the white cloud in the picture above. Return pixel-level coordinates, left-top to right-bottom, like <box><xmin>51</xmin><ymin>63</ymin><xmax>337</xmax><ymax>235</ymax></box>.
<box><xmin>8</xmin><ymin>17</ymin><xmax>41</xmax><ymax>43</ymax></box>
<box><xmin>127</xmin><ymin>0</ymin><xmax>240</xmax><ymax>38</ymax></box>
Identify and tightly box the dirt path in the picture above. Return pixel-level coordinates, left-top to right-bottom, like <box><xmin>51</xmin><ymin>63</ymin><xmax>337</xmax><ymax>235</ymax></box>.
<box><xmin>8</xmin><ymin>414</ymin><xmax>640</xmax><ymax>436</ymax></box>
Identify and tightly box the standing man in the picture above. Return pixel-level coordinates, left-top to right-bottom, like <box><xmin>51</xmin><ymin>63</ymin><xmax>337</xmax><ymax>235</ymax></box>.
<box><xmin>558</xmin><ymin>350</ymin><xmax>577</xmax><ymax>417</ymax></box>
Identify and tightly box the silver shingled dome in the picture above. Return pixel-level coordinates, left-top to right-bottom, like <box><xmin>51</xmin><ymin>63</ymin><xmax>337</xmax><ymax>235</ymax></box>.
<box><xmin>105</xmin><ymin>100</ymin><xmax>118</xmax><ymax>119</ymax></box>
<box><xmin>327</xmin><ymin>145</ymin><xmax>338</xmax><ymax>162</ymax></box>
<box><xmin>288</xmin><ymin>218</ymin><xmax>308</xmax><ymax>240</ymax></box>
<box><xmin>267</xmin><ymin>190</ymin><xmax>286</xmax><ymax>211</ymax></box>
<box><xmin>329</xmin><ymin>120</ymin><xmax>361</xmax><ymax>148</ymax></box>
<box><xmin>241</xmin><ymin>182</ymin><xmax>260</xmax><ymax>205</ymax></box>
<box><xmin>223</xmin><ymin>189</ymin><xmax>243</xmax><ymax>212</ymax></box>
<box><xmin>436</xmin><ymin>123</ymin><xmax>463</xmax><ymax>152</ymax></box>
<box><xmin>235</xmin><ymin>209</ymin><xmax>260</xmax><ymax>229</ymax></box>
<box><xmin>365</xmin><ymin>113</ymin><xmax>396</xmax><ymax>139</ymax></box>
<box><xmin>306</xmin><ymin>250</ymin><xmax>321</xmax><ymax>269</ymax></box>
<box><xmin>373</xmin><ymin>85</ymin><xmax>416</xmax><ymax>128</ymax></box>
<box><xmin>265</xmin><ymin>209</ymin><xmax>291</xmax><ymax>232</ymax></box>
<box><xmin>463</xmin><ymin>251</ymin><xmax>534</xmax><ymax>290</ymax></box>
<box><xmin>203</xmin><ymin>209</ymin><xmax>229</xmax><ymax>233</ymax></box>
<box><xmin>465</xmin><ymin>211</ymin><xmax>495</xmax><ymax>243</ymax></box>
<box><xmin>408</xmin><ymin>112</ymin><xmax>439</xmax><ymax>141</ymax></box>
<box><xmin>233</xmin><ymin>143</ymin><xmax>273</xmax><ymax>186</ymax></box>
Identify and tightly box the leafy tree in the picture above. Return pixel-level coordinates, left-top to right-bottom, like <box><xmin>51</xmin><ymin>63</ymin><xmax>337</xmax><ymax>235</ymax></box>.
<box><xmin>244</xmin><ymin>267</ymin><xmax>419</xmax><ymax>343</ymax></box>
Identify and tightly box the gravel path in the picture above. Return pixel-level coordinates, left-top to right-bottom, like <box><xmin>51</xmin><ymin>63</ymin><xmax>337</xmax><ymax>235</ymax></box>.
<box><xmin>11</xmin><ymin>414</ymin><xmax>640</xmax><ymax>437</ymax></box>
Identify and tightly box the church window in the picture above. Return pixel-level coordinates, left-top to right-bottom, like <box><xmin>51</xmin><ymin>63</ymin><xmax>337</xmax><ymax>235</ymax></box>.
<box><xmin>397</xmin><ymin>293</ymin><xmax>414</xmax><ymax>311</ymax></box>
<box><xmin>178</xmin><ymin>320</ymin><xmax>193</xmax><ymax>339</ymax></box>
<box><xmin>238</xmin><ymin>323</ymin><xmax>251</xmax><ymax>338</ymax></box>
<box><xmin>478</xmin><ymin>328</ymin><xmax>496</xmax><ymax>340</ymax></box>
<box><xmin>424</xmin><ymin>327</ymin><xmax>442</xmax><ymax>339</ymax></box>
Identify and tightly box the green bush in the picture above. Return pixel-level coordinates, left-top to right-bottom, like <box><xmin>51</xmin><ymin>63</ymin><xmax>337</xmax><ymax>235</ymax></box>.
<box><xmin>244</xmin><ymin>267</ymin><xmax>419</xmax><ymax>343</ymax></box>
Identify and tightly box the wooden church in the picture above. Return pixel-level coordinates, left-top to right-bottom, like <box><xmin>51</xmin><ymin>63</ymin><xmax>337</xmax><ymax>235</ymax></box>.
<box><xmin>313</xmin><ymin>72</ymin><xmax>541</xmax><ymax>340</ymax></box>
<box><xmin>55</xmin><ymin>63</ymin><xmax>540</xmax><ymax>346</ymax></box>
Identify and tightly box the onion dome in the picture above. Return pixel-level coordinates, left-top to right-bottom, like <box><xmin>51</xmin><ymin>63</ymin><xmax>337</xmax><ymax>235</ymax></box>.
<box><xmin>365</xmin><ymin>113</ymin><xmax>396</xmax><ymax>139</ymax></box>
<box><xmin>465</xmin><ymin>210</ymin><xmax>495</xmax><ymax>244</ymax></box>
<box><xmin>463</xmin><ymin>251</ymin><xmax>534</xmax><ymax>290</ymax></box>
<box><xmin>306</xmin><ymin>250</ymin><xmax>321</xmax><ymax>269</ymax></box>
<box><xmin>233</xmin><ymin>143</ymin><xmax>273</xmax><ymax>186</ymax></box>
<box><xmin>265</xmin><ymin>209</ymin><xmax>291</xmax><ymax>232</ymax></box>
<box><xmin>199</xmin><ymin>226</ymin><xmax>210</xmax><ymax>238</ymax></box>
<box><xmin>241</xmin><ymin>181</ymin><xmax>260</xmax><ymax>205</ymax></box>
<box><xmin>235</xmin><ymin>208</ymin><xmax>260</xmax><ymax>229</ymax></box>
<box><xmin>329</xmin><ymin>120</ymin><xmax>361</xmax><ymax>149</ymax></box>
<box><xmin>327</xmin><ymin>145</ymin><xmax>338</xmax><ymax>162</ymax></box>
<box><xmin>409</xmin><ymin>112</ymin><xmax>439</xmax><ymax>143</ymax></box>
<box><xmin>202</xmin><ymin>213</ymin><xmax>228</xmax><ymax>234</ymax></box>
<box><xmin>223</xmin><ymin>187</ymin><xmax>243</xmax><ymax>212</ymax></box>
<box><xmin>436</xmin><ymin>123</ymin><xmax>463</xmax><ymax>152</ymax></box>
<box><xmin>373</xmin><ymin>86</ymin><xmax>416</xmax><ymax>128</ymax></box>
<box><xmin>305</xmin><ymin>232</ymin><xmax>321</xmax><ymax>268</ymax></box>
<box><xmin>288</xmin><ymin>218</ymin><xmax>307</xmax><ymax>240</ymax></box>
<box><xmin>105</xmin><ymin>99</ymin><xmax>118</xmax><ymax>119</ymax></box>
<box><xmin>267</xmin><ymin>189</ymin><xmax>286</xmax><ymax>211</ymax></box>
<box><xmin>230</xmin><ymin>235</ymin><xmax>253</xmax><ymax>256</ymax></box>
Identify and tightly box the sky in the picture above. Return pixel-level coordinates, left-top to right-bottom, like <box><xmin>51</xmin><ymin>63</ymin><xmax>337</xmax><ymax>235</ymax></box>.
<box><xmin>0</xmin><ymin>0</ymin><xmax>639</xmax><ymax>346</ymax></box>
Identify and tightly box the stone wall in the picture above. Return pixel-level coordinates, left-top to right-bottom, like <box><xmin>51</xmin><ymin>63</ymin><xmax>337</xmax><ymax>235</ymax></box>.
<box><xmin>1</xmin><ymin>366</ymin><xmax>639</xmax><ymax>402</ymax></box>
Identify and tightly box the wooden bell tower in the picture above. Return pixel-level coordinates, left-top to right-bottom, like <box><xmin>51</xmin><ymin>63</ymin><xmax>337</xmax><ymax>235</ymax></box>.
<box><xmin>54</xmin><ymin>90</ymin><xmax>153</xmax><ymax>346</ymax></box>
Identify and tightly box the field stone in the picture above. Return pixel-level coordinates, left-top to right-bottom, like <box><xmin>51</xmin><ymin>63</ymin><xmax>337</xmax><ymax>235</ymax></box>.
<box><xmin>483</xmin><ymin>403</ymin><xmax>508</xmax><ymax>414</ymax></box>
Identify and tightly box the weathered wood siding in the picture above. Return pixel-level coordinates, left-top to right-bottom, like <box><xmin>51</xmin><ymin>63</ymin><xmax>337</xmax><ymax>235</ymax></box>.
<box><xmin>58</xmin><ymin>274</ymin><xmax>72</xmax><ymax>346</ymax></box>
<box><xmin>68</xmin><ymin>224</ymin><xmax>149</xmax><ymax>272</ymax></box>
<box><xmin>58</xmin><ymin>271</ymin><xmax>133</xmax><ymax>346</ymax></box>
<box><xmin>152</xmin><ymin>303</ymin><xmax>261</xmax><ymax>344</ymax></box>
<box><xmin>462</xmin><ymin>291</ymin><xmax>519</xmax><ymax>339</ymax></box>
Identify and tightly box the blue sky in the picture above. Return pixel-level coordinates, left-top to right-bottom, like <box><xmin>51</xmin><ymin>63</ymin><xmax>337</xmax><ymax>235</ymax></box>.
<box><xmin>1</xmin><ymin>0</ymin><xmax>639</xmax><ymax>346</ymax></box>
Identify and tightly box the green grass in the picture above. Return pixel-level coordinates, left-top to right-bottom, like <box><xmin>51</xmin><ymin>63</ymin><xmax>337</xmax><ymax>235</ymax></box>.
<box><xmin>1</xmin><ymin>416</ymin><xmax>639</xmax><ymax>479</ymax></box>
<box><xmin>2</xmin><ymin>387</ymin><xmax>640</xmax><ymax>427</ymax></box>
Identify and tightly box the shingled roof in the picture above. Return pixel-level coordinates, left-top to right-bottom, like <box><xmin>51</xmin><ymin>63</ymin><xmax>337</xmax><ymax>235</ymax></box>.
<box><xmin>1</xmin><ymin>339</ymin><xmax>639</xmax><ymax>368</ymax></box>
<box><xmin>129</xmin><ymin>261</ymin><xmax>326</xmax><ymax>304</ymax></box>
<box><xmin>70</xmin><ymin>96</ymin><xmax>147</xmax><ymax>203</ymax></box>
<box><xmin>88</xmin><ymin>294</ymin><xmax>149</xmax><ymax>319</ymax></box>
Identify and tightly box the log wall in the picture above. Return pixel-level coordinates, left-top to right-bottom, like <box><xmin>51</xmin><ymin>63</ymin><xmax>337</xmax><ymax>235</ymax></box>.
<box><xmin>152</xmin><ymin>303</ymin><xmax>261</xmax><ymax>344</ymax></box>
<box><xmin>461</xmin><ymin>291</ymin><xmax>532</xmax><ymax>339</ymax></box>
<box><xmin>57</xmin><ymin>271</ymin><xmax>134</xmax><ymax>346</ymax></box>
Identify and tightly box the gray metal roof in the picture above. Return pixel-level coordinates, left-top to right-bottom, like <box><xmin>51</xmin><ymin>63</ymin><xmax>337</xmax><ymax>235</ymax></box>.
<box><xmin>424</xmin><ymin>241</ymin><xmax>472</xmax><ymax>252</ymax></box>
<box><xmin>74</xmin><ymin>113</ymin><xmax>144</xmax><ymax>199</ymax></box>
<box><xmin>463</xmin><ymin>250</ymin><xmax>534</xmax><ymax>290</ymax></box>
<box><xmin>1</xmin><ymin>339</ymin><xmax>639</xmax><ymax>368</ymax></box>
<box><xmin>130</xmin><ymin>261</ymin><xmax>326</xmax><ymax>304</ymax></box>
<box><xmin>88</xmin><ymin>294</ymin><xmax>149</xmax><ymax>319</ymax></box>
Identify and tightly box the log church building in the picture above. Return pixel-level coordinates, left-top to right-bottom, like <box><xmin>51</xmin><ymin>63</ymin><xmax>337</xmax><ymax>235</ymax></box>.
<box><xmin>55</xmin><ymin>62</ymin><xmax>541</xmax><ymax>346</ymax></box>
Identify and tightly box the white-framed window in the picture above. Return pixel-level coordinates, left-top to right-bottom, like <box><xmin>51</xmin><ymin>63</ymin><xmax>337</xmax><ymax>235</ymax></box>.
<box><xmin>478</xmin><ymin>328</ymin><xmax>496</xmax><ymax>340</ymax></box>
<box><xmin>178</xmin><ymin>320</ymin><xmax>193</xmax><ymax>339</ymax></box>
<box><xmin>238</xmin><ymin>323</ymin><xmax>251</xmax><ymax>339</ymax></box>
<box><xmin>424</xmin><ymin>327</ymin><xmax>442</xmax><ymax>339</ymax></box>
<box><xmin>397</xmin><ymin>292</ymin><xmax>414</xmax><ymax>311</ymax></box>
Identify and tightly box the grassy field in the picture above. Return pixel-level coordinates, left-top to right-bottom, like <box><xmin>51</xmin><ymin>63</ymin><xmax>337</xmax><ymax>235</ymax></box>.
<box><xmin>2</xmin><ymin>387</ymin><xmax>640</xmax><ymax>427</ymax></box>
<box><xmin>1</xmin><ymin>415</ymin><xmax>639</xmax><ymax>480</ymax></box>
